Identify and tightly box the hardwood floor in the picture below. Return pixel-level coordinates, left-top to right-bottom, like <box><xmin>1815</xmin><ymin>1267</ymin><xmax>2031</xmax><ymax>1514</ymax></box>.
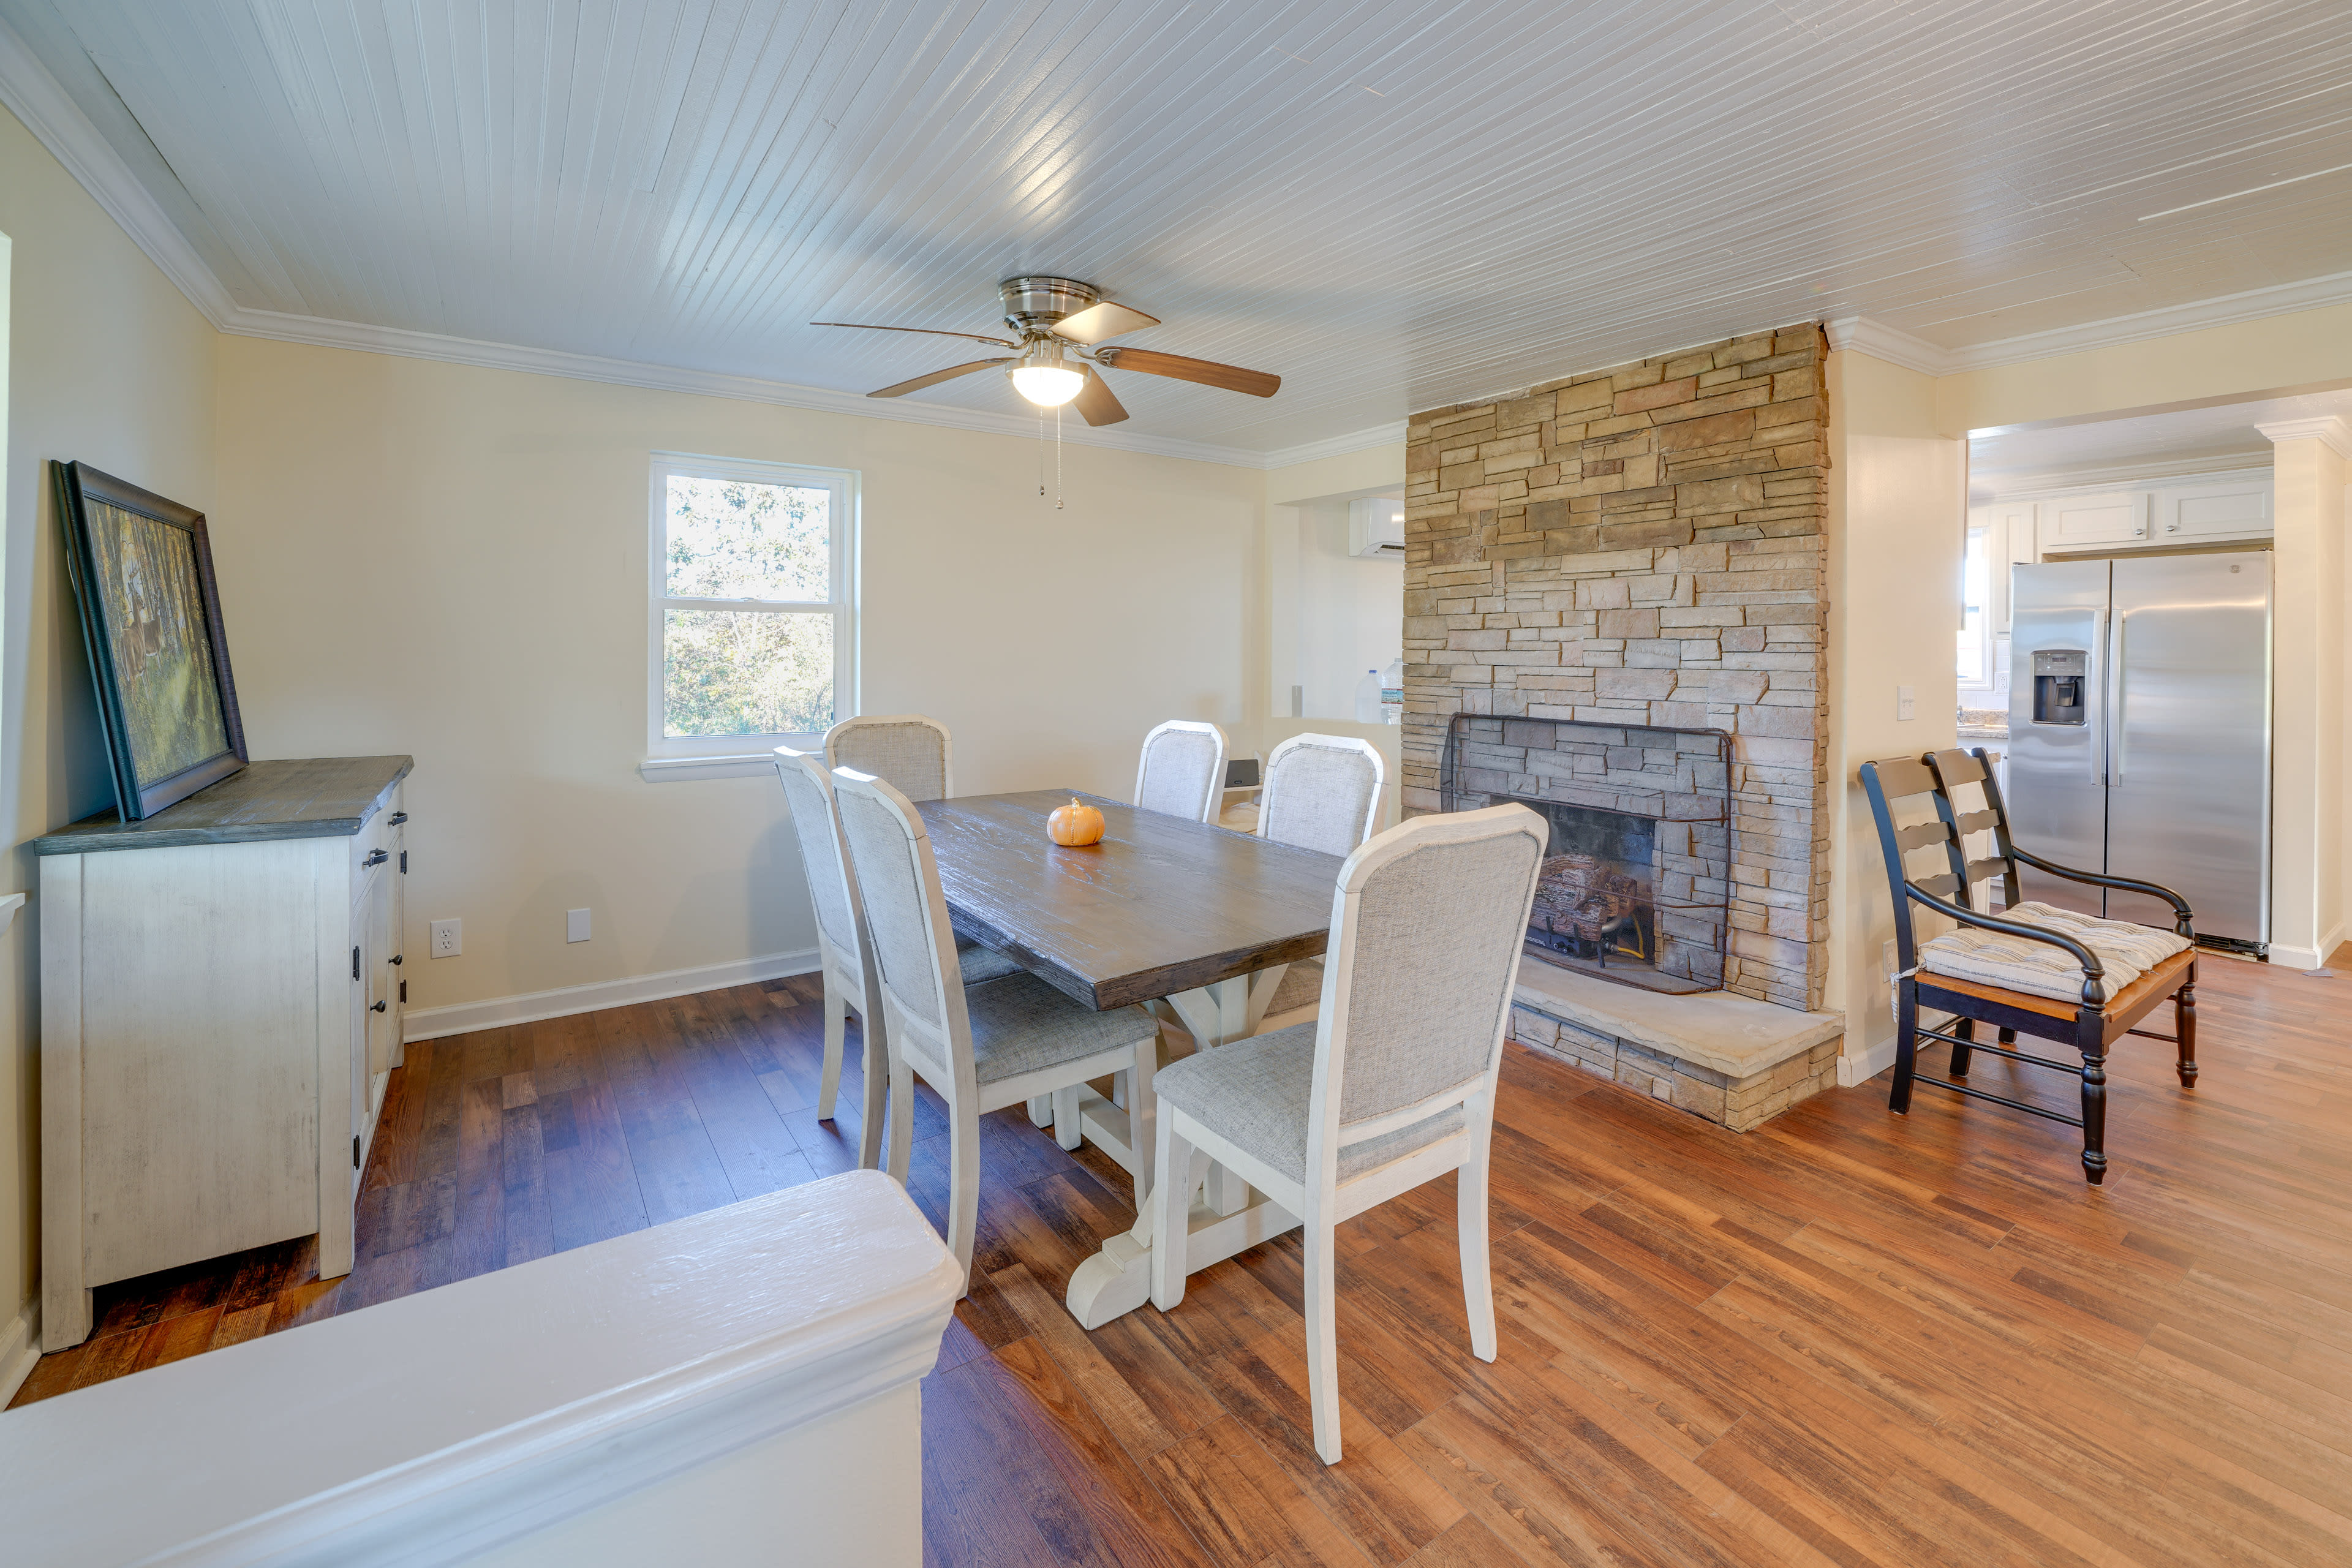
<box><xmin>13</xmin><ymin>952</ymin><xmax>2351</xmax><ymax>1567</ymax></box>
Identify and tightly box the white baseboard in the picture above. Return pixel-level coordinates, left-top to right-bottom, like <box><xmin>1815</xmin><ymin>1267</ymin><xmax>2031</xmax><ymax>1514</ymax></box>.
<box><xmin>1837</xmin><ymin>1036</ymin><xmax>1901</xmax><ymax>1087</ymax></box>
<box><xmin>1</xmin><ymin>1298</ymin><xmax>40</xmax><ymax>1408</ymax></box>
<box><xmin>403</xmin><ymin>949</ymin><xmax>820</xmax><ymax>1042</ymax></box>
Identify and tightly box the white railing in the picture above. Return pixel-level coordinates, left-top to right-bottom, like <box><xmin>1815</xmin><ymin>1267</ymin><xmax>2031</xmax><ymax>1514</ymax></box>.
<box><xmin>1</xmin><ymin>1169</ymin><xmax>959</xmax><ymax>1567</ymax></box>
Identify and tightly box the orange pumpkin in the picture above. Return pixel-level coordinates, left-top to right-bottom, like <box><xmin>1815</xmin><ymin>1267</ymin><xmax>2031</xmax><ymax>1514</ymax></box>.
<box><xmin>1047</xmin><ymin>796</ymin><xmax>1106</xmax><ymax>846</ymax></box>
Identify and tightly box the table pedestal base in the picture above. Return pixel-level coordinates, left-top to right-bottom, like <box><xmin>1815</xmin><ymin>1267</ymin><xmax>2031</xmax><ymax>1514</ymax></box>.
<box><xmin>1065</xmin><ymin>1191</ymin><xmax>1301</xmax><ymax>1329</ymax></box>
<box><xmin>1061</xmin><ymin>972</ymin><xmax>1300</xmax><ymax>1328</ymax></box>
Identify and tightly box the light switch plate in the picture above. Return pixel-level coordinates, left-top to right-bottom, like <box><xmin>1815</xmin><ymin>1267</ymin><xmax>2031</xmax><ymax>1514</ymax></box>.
<box><xmin>567</xmin><ymin>908</ymin><xmax>592</xmax><ymax>944</ymax></box>
<box><xmin>430</xmin><ymin>918</ymin><xmax>461</xmax><ymax>957</ymax></box>
<box><xmin>1896</xmin><ymin>685</ymin><xmax>1917</xmax><ymax>722</ymax></box>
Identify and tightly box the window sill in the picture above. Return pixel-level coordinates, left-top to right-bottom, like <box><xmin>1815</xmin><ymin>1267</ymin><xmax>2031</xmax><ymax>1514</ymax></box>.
<box><xmin>639</xmin><ymin>753</ymin><xmax>784</xmax><ymax>783</ymax></box>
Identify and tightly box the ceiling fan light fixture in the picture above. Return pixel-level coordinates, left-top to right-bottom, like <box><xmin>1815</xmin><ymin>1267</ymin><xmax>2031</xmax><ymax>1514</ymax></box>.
<box><xmin>1009</xmin><ymin>340</ymin><xmax>1085</xmax><ymax>407</ymax></box>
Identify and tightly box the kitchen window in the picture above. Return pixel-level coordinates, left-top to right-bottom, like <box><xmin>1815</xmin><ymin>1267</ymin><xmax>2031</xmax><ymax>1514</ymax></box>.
<box><xmin>646</xmin><ymin>454</ymin><xmax>856</xmax><ymax>771</ymax></box>
<box><xmin>1956</xmin><ymin>521</ymin><xmax>1993</xmax><ymax>691</ymax></box>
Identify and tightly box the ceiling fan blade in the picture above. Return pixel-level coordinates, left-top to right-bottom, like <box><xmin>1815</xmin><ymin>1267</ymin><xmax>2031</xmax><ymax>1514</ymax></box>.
<box><xmin>1072</xmin><ymin>364</ymin><xmax>1128</xmax><ymax>426</ymax></box>
<box><xmin>1052</xmin><ymin>300</ymin><xmax>1160</xmax><ymax>345</ymax></box>
<box><xmin>813</xmin><ymin>321</ymin><xmax>1017</xmax><ymax>349</ymax></box>
<box><xmin>1095</xmin><ymin>347</ymin><xmax>1279</xmax><ymax>398</ymax></box>
<box><xmin>867</xmin><ymin>358</ymin><xmax>1014</xmax><ymax>398</ymax></box>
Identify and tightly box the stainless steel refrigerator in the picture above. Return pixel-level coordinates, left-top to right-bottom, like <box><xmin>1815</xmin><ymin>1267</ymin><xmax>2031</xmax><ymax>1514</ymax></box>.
<box><xmin>2006</xmin><ymin>552</ymin><xmax>2271</xmax><ymax>952</ymax></box>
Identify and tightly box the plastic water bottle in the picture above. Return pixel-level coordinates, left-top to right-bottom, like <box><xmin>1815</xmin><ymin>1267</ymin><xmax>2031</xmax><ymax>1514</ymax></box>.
<box><xmin>1381</xmin><ymin>658</ymin><xmax>1404</xmax><ymax>725</ymax></box>
<box><xmin>1354</xmin><ymin>669</ymin><xmax>1384</xmax><ymax>723</ymax></box>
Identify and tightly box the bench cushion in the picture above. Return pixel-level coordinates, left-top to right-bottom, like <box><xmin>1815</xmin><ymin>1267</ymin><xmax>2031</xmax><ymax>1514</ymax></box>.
<box><xmin>1919</xmin><ymin>902</ymin><xmax>2190</xmax><ymax>1005</ymax></box>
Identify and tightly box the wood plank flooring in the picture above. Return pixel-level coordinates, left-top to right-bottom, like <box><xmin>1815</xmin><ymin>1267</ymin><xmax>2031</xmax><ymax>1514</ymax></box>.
<box><xmin>13</xmin><ymin>952</ymin><xmax>2351</xmax><ymax>1568</ymax></box>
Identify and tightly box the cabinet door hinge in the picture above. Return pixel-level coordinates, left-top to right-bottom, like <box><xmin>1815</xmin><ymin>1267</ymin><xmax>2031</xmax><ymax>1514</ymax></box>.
<box><xmin>399</xmin><ymin>850</ymin><xmax>407</xmax><ymax>873</ymax></box>
<box><xmin>399</xmin><ymin>979</ymin><xmax>407</xmax><ymax>1005</ymax></box>
<box><xmin>352</xmin><ymin>1135</ymin><xmax>361</xmax><ymax>1169</ymax></box>
<box><xmin>351</xmin><ymin>946</ymin><xmax>361</xmax><ymax>981</ymax></box>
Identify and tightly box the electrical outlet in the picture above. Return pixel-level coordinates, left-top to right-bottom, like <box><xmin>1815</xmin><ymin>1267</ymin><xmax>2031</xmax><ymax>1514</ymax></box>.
<box><xmin>566</xmin><ymin>908</ymin><xmax>592</xmax><ymax>944</ymax></box>
<box><xmin>430</xmin><ymin>918</ymin><xmax>462</xmax><ymax>957</ymax></box>
<box><xmin>1896</xmin><ymin>684</ymin><xmax>1917</xmax><ymax>722</ymax></box>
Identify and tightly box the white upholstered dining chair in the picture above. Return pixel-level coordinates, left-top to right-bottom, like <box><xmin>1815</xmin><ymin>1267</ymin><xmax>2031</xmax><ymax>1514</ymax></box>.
<box><xmin>774</xmin><ymin>747</ymin><xmax>1021</xmax><ymax>1170</ymax></box>
<box><xmin>1250</xmin><ymin>734</ymin><xmax>1390</xmax><ymax>1028</ymax></box>
<box><xmin>1259</xmin><ymin>733</ymin><xmax>1386</xmax><ymax>857</ymax></box>
<box><xmin>1148</xmin><ymin>803</ymin><xmax>1545</xmax><ymax>1464</ymax></box>
<box><xmin>825</xmin><ymin>713</ymin><xmax>952</xmax><ymax>802</ymax></box>
<box><xmin>831</xmin><ymin>766</ymin><xmax>1163</xmax><ymax>1294</ymax></box>
<box><xmin>1134</xmin><ymin>720</ymin><xmax>1226</xmax><ymax>823</ymax></box>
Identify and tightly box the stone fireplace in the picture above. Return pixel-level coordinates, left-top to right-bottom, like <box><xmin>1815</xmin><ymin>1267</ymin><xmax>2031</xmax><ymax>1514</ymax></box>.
<box><xmin>1441</xmin><ymin>715</ymin><xmax>1733</xmax><ymax>993</ymax></box>
<box><xmin>1403</xmin><ymin>325</ymin><xmax>1842</xmax><ymax>1129</ymax></box>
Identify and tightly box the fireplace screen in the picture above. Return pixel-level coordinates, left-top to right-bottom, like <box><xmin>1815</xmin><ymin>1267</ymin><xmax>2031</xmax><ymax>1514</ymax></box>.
<box><xmin>1439</xmin><ymin>715</ymin><xmax>1732</xmax><ymax>993</ymax></box>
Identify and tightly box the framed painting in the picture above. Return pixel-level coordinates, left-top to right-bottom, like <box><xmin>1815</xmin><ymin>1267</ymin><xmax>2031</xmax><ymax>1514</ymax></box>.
<box><xmin>51</xmin><ymin>461</ymin><xmax>247</xmax><ymax>820</ymax></box>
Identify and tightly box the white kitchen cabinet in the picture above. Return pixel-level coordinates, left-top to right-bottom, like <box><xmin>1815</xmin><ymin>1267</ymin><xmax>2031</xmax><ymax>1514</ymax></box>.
<box><xmin>2037</xmin><ymin>490</ymin><xmax>2150</xmax><ymax>551</ymax></box>
<box><xmin>37</xmin><ymin>756</ymin><xmax>412</xmax><ymax>1351</ymax></box>
<box><xmin>2156</xmin><ymin>474</ymin><xmax>2272</xmax><ymax>542</ymax></box>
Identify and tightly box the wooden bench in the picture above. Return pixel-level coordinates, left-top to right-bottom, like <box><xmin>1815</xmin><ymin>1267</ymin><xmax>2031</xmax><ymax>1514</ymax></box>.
<box><xmin>1860</xmin><ymin>750</ymin><xmax>2198</xmax><ymax>1184</ymax></box>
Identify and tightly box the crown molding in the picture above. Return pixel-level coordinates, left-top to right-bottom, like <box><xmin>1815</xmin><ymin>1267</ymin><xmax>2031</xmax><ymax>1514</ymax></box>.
<box><xmin>1261</xmin><ymin>421</ymin><xmax>1407</xmax><ymax>470</ymax></box>
<box><xmin>2255</xmin><ymin>415</ymin><xmax>2352</xmax><ymax>461</ymax></box>
<box><xmin>1831</xmin><ymin>270</ymin><xmax>2352</xmax><ymax>382</ymax></box>
<box><xmin>1823</xmin><ymin>317</ymin><xmax>1953</xmax><ymax>376</ymax></box>
<box><xmin>219</xmin><ymin>307</ymin><xmax>1283</xmax><ymax>468</ymax></box>
<box><xmin>0</xmin><ymin>15</ymin><xmax>235</xmax><ymax>326</ymax></box>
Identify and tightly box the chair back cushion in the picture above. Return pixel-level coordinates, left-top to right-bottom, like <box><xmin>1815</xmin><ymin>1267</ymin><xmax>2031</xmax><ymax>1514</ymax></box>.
<box><xmin>826</xmin><ymin>715</ymin><xmax>951</xmax><ymax>802</ymax></box>
<box><xmin>831</xmin><ymin>771</ymin><xmax>954</xmax><ymax>1035</ymax></box>
<box><xmin>1261</xmin><ymin>734</ymin><xmax>1383</xmax><ymax>858</ymax></box>
<box><xmin>774</xmin><ymin>748</ymin><xmax>860</xmax><ymax>966</ymax></box>
<box><xmin>1134</xmin><ymin>722</ymin><xmax>1224</xmax><ymax>821</ymax></box>
<box><xmin>1325</xmin><ymin>806</ymin><xmax>1544</xmax><ymax>1124</ymax></box>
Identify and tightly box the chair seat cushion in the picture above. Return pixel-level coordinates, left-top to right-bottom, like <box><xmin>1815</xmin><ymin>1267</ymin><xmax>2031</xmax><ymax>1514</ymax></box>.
<box><xmin>1919</xmin><ymin>902</ymin><xmax>2191</xmax><ymax>1004</ymax></box>
<box><xmin>960</xmin><ymin>973</ymin><xmax>1155</xmax><ymax>1087</ymax></box>
<box><xmin>1151</xmin><ymin>1022</ymin><xmax>1464</xmax><ymax>1186</ymax></box>
<box><xmin>955</xmin><ymin>937</ymin><xmax>1025</xmax><ymax>985</ymax></box>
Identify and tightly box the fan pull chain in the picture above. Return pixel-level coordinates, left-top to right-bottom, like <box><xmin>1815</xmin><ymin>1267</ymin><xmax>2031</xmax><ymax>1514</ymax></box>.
<box><xmin>1038</xmin><ymin>404</ymin><xmax>1047</xmax><ymax>498</ymax></box>
<box><xmin>1055</xmin><ymin>404</ymin><xmax>1065</xmax><ymax>510</ymax></box>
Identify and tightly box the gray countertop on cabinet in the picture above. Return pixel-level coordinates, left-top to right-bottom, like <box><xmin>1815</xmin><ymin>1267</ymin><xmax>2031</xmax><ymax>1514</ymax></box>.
<box><xmin>34</xmin><ymin>756</ymin><xmax>413</xmax><ymax>854</ymax></box>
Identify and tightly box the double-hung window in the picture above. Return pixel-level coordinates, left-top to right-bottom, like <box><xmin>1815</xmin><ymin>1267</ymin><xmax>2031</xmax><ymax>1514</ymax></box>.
<box><xmin>1956</xmin><ymin>519</ymin><xmax>1992</xmax><ymax>692</ymax></box>
<box><xmin>648</xmin><ymin>454</ymin><xmax>855</xmax><ymax>764</ymax></box>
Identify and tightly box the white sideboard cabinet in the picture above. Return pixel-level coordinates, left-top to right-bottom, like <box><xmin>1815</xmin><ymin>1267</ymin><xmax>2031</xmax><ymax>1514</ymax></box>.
<box><xmin>37</xmin><ymin>756</ymin><xmax>412</xmax><ymax>1351</ymax></box>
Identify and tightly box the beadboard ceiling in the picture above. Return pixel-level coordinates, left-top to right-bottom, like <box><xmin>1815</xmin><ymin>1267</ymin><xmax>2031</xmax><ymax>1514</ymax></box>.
<box><xmin>4</xmin><ymin>0</ymin><xmax>2348</xmax><ymax>453</ymax></box>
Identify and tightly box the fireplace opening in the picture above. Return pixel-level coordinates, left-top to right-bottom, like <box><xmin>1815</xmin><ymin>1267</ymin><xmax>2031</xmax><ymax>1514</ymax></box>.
<box><xmin>1439</xmin><ymin>714</ymin><xmax>1732</xmax><ymax>995</ymax></box>
<box><xmin>1520</xmin><ymin>801</ymin><xmax>1658</xmax><ymax>967</ymax></box>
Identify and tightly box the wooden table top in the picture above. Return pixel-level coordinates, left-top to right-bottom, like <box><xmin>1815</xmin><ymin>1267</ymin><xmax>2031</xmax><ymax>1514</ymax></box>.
<box><xmin>915</xmin><ymin>790</ymin><xmax>1345</xmax><ymax>1011</ymax></box>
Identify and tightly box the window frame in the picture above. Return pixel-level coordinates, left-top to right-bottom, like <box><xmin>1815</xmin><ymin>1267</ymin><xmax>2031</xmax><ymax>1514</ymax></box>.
<box><xmin>1956</xmin><ymin>518</ymin><xmax>1994</xmax><ymax>693</ymax></box>
<box><xmin>645</xmin><ymin>452</ymin><xmax>859</xmax><ymax>765</ymax></box>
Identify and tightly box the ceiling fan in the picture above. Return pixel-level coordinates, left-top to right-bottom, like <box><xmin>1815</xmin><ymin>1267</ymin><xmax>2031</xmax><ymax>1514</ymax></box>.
<box><xmin>812</xmin><ymin>277</ymin><xmax>1280</xmax><ymax>427</ymax></box>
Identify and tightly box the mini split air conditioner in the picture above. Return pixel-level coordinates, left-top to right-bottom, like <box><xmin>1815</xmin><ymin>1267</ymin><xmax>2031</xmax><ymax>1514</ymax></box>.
<box><xmin>1348</xmin><ymin>497</ymin><xmax>1405</xmax><ymax>558</ymax></box>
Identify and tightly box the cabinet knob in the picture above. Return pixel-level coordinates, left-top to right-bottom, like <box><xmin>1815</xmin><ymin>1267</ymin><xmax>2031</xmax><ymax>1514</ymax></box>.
<box><xmin>371</xmin><ymin>1000</ymin><xmax>388</xmax><ymax>1013</ymax></box>
<box><xmin>389</xmin><ymin>954</ymin><xmax>403</xmax><ymax>965</ymax></box>
<box><xmin>362</xmin><ymin>849</ymin><xmax>389</xmax><ymax>867</ymax></box>
<box><xmin>389</xmin><ymin>812</ymin><xmax>409</xmax><ymax>826</ymax></box>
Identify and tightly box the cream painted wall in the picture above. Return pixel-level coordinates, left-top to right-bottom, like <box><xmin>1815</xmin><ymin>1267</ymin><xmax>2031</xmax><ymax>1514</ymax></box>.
<box><xmin>1250</xmin><ymin>444</ymin><xmax>1406</xmax><ymax>825</ymax></box>
<box><xmin>1935</xmin><ymin>301</ymin><xmax>2352</xmax><ymax>437</ymax></box>
<box><xmin>0</xmin><ymin>102</ymin><xmax>221</xmax><ymax>1371</ymax></box>
<box><xmin>213</xmin><ymin>335</ymin><xmax>1265</xmax><ymax>1019</ymax></box>
<box><xmin>1823</xmin><ymin>350</ymin><xmax>1966</xmax><ymax>1066</ymax></box>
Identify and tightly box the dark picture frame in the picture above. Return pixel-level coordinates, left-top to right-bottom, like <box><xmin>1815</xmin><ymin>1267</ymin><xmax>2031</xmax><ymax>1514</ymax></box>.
<box><xmin>51</xmin><ymin>461</ymin><xmax>247</xmax><ymax>820</ymax></box>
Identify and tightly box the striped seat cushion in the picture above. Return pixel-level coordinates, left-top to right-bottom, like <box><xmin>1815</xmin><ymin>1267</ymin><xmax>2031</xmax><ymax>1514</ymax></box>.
<box><xmin>1918</xmin><ymin>902</ymin><xmax>2190</xmax><ymax>1004</ymax></box>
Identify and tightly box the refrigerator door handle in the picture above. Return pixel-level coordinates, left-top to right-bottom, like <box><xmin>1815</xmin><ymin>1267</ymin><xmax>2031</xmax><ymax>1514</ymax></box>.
<box><xmin>2109</xmin><ymin>611</ymin><xmax>2128</xmax><ymax>786</ymax></box>
<box><xmin>2091</xmin><ymin>606</ymin><xmax>2110</xmax><ymax>785</ymax></box>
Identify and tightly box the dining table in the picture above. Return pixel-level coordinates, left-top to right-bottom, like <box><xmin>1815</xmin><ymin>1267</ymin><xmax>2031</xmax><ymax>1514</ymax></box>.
<box><xmin>914</xmin><ymin>787</ymin><xmax>1346</xmax><ymax>1328</ymax></box>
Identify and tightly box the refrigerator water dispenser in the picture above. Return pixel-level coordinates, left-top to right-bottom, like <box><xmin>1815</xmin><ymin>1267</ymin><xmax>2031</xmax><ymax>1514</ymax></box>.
<box><xmin>2031</xmin><ymin>649</ymin><xmax>2088</xmax><ymax>725</ymax></box>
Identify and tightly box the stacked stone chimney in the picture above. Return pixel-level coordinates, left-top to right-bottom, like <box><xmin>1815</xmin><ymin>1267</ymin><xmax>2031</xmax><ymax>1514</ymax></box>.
<box><xmin>1401</xmin><ymin>325</ymin><xmax>1831</xmax><ymax>1011</ymax></box>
